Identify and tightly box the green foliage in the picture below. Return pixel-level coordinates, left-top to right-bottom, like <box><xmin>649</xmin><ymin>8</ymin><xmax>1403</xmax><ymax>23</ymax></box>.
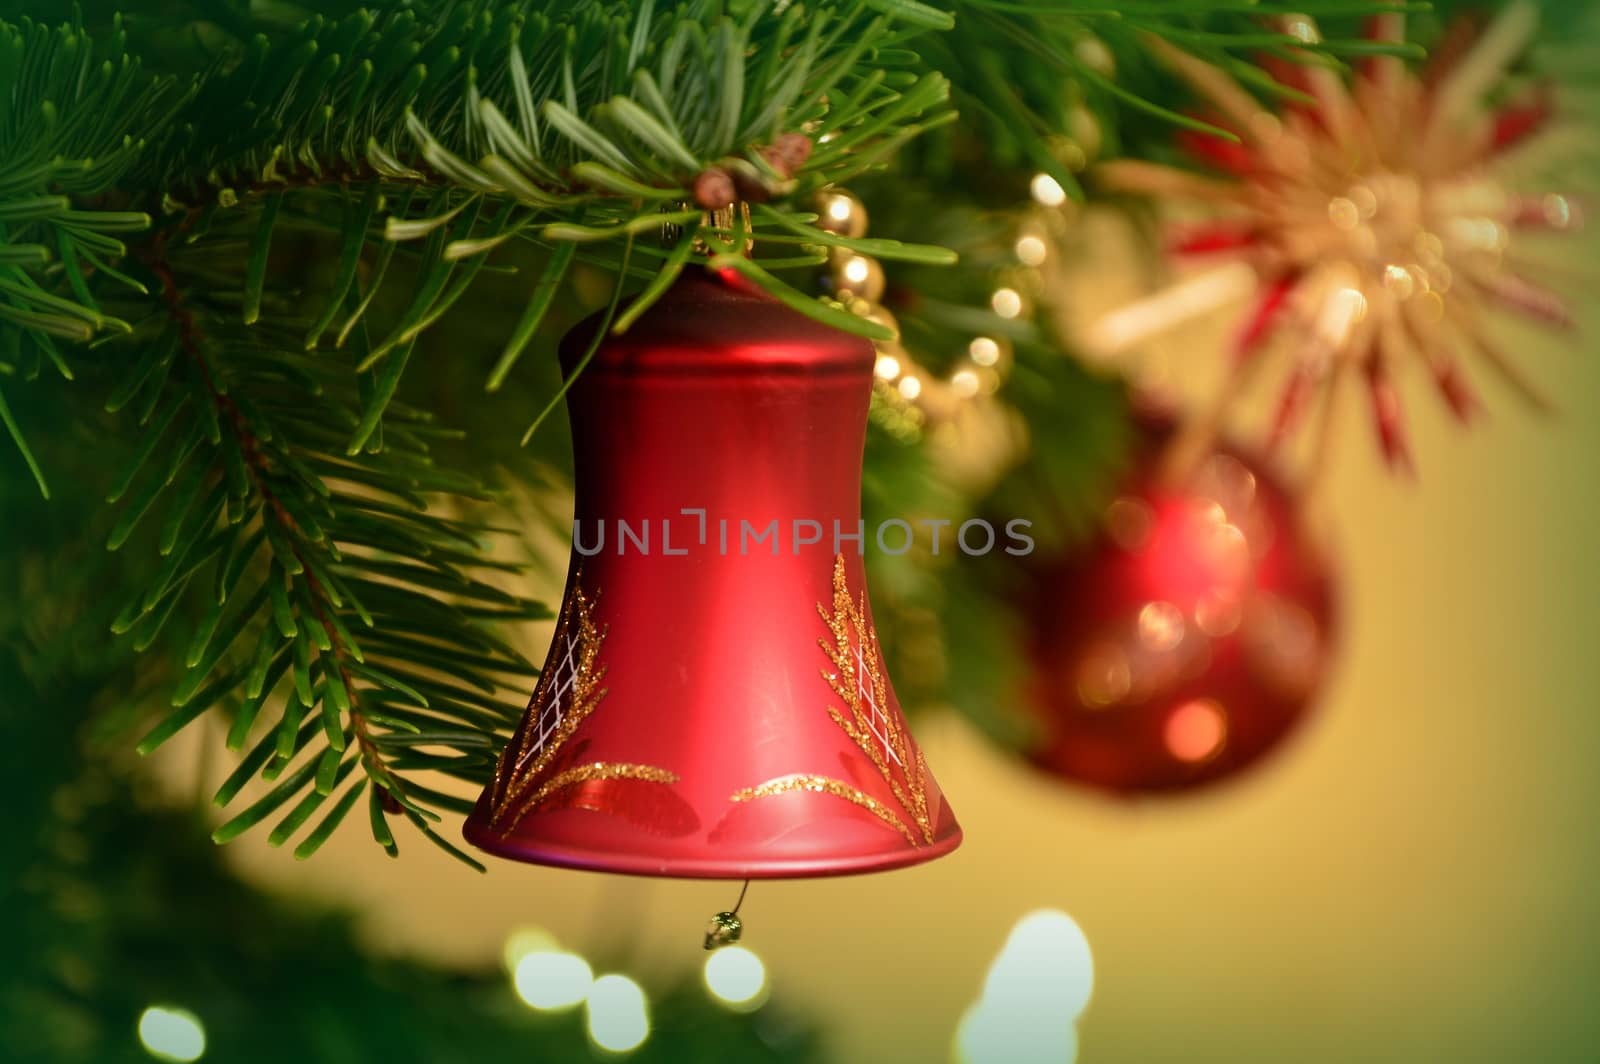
<box><xmin>0</xmin><ymin>0</ymin><xmax>960</xmax><ymax>865</ymax></box>
<box><xmin>0</xmin><ymin>15</ymin><xmax>188</xmax><ymax>493</ymax></box>
<box><xmin>95</xmin><ymin>223</ymin><xmax>549</xmax><ymax>867</ymax></box>
<box><xmin>118</xmin><ymin>0</ymin><xmax>959</xmax><ymax>357</ymax></box>
<box><xmin>0</xmin><ymin>658</ymin><xmax>823</xmax><ymax>1063</ymax></box>
<box><xmin>0</xmin><ymin>0</ymin><xmax>1412</xmax><ymax>866</ymax></box>
<box><xmin>936</xmin><ymin>0</ymin><xmax>1426</xmax><ymax>196</ymax></box>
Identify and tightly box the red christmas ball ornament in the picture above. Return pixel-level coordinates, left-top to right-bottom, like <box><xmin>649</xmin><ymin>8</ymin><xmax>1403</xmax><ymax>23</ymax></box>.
<box><xmin>1023</xmin><ymin>419</ymin><xmax>1337</xmax><ymax>794</ymax></box>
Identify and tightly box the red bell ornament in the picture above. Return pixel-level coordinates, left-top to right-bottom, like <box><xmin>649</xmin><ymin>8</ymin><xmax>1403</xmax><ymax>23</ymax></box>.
<box><xmin>464</xmin><ymin>269</ymin><xmax>961</xmax><ymax>877</ymax></box>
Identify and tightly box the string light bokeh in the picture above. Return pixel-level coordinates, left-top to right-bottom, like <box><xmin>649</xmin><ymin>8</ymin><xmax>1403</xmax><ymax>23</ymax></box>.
<box><xmin>137</xmin><ymin>1006</ymin><xmax>206</xmax><ymax>1063</ymax></box>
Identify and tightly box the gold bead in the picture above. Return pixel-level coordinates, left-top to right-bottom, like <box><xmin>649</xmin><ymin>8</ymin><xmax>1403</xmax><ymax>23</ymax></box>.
<box><xmin>1015</xmin><ymin>234</ymin><xmax>1048</xmax><ymax>267</ymax></box>
<box><xmin>831</xmin><ymin>248</ymin><xmax>885</xmax><ymax>304</ymax></box>
<box><xmin>1074</xmin><ymin>36</ymin><xmax>1115</xmax><ymax>76</ymax></box>
<box><xmin>1030</xmin><ymin>173</ymin><xmax>1067</xmax><ymax>208</ymax></box>
<box><xmin>950</xmin><ymin>368</ymin><xmax>981</xmax><ymax>398</ymax></box>
<box><xmin>858</xmin><ymin>303</ymin><xmax>902</xmax><ymax>347</ymax></box>
<box><xmin>817</xmin><ymin>189</ymin><xmax>868</xmax><ymax>238</ymax></box>
<box><xmin>1068</xmin><ymin>105</ymin><xmax>1102</xmax><ymax>161</ymax></box>
<box><xmin>967</xmin><ymin>336</ymin><xmax>1005</xmax><ymax>368</ymax></box>
<box><xmin>990</xmin><ymin>287</ymin><xmax>1025</xmax><ymax>319</ymax></box>
<box><xmin>859</xmin><ymin>303</ymin><xmax>895</xmax><ymax>326</ymax></box>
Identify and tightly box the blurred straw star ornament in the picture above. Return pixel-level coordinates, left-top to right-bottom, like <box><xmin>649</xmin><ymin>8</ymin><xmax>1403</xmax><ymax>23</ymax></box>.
<box><xmin>1089</xmin><ymin>5</ymin><xmax>1580</xmax><ymax>473</ymax></box>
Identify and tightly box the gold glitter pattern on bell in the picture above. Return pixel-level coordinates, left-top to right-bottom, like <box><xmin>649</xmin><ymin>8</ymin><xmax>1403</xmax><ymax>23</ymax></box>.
<box><xmin>730</xmin><ymin>774</ymin><xmax>917</xmax><ymax>846</ymax></box>
<box><xmin>488</xmin><ymin>570</ymin><xmax>678</xmax><ymax>835</ymax></box>
<box><xmin>729</xmin><ymin>555</ymin><xmax>934</xmax><ymax>845</ymax></box>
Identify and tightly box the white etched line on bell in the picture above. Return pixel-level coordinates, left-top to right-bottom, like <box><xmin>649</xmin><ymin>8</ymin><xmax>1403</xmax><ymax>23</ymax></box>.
<box><xmin>856</xmin><ymin>641</ymin><xmax>900</xmax><ymax>766</ymax></box>
<box><xmin>518</xmin><ymin>632</ymin><xmax>581</xmax><ymax>769</ymax></box>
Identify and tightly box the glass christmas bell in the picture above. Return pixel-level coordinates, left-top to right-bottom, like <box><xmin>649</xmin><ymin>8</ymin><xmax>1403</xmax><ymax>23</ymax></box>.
<box><xmin>463</xmin><ymin>267</ymin><xmax>961</xmax><ymax>877</ymax></box>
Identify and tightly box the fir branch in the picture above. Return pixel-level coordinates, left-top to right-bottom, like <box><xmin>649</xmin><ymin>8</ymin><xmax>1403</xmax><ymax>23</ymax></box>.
<box><xmin>0</xmin><ymin>0</ymin><xmax>1420</xmax><ymax>873</ymax></box>
<box><xmin>932</xmin><ymin>0</ymin><xmax>1424</xmax><ymax>199</ymax></box>
<box><xmin>0</xmin><ymin>14</ymin><xmax>188</xmax><ymax>493</ymax></box>
<box><xmin>76</xmin><ymin>2</ymin><xmax>954</xmax><ymax>362</ymax></box>
<box><xmin>100</xmin><ymin>219</ymin><xmax>543</xmax><ymax>866</ymax></box>
<box><xmin>0</xmin><ymin>0</ymin><xmax>1404</xmax><ymax>487</ymax></box>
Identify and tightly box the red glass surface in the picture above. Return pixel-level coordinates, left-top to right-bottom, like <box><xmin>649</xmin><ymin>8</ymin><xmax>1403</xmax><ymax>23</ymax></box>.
<box><xmin>1023</xmin><ymin>415</ymin><xmax>1338</xmax><ymax>794</ymax></box>
<box><xmin>464</xmin><ymin>269</ymin><xmax>961</xmax><ymax>877</ymax></box>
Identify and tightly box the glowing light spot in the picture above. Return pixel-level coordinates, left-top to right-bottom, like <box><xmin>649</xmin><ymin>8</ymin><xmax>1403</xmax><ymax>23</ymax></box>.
<box><xmin>1074</xmin><ymin>35</ymin><xmax>1114</xmax><ymax>75</ymax></box>
<box><xmin>1416</xmin><ymin>290</ymin><xmax>1446</xmax><ymax>323</ymax></box>
<box><xmin>818</xmin><ymin>191</ymin><xmax>867</xmax><ymax>238</ymax></box>
<box><xmin>874</xmin><ymin>353</ymin><xmax>902</xmax><ymax>380</ymax></box>
<box><xmin>1202</xmin><ymin>523</ymin><xmax>1251</xmax><ymax>582</ymax></box>
<box><xmin>1285</xmin><ymin>15</ymin><xmax>1320</xmax><ymax>43</ymax></box>
<box><xmin>991</xmin><ymin>288</ymin><xmax>1024</xmax><ymax>319</ymax></box>
<box><xmin>1199</xmin><ymin>454</ymin><xmax>1257</xmax><ymax>514</ymax></box>
<box><xmin>834</xmin><ymin>252</ymin><xmax>883</xmax><ymax>301</ymax></box>
<box><xmin>1105</xmin><ymin>497</ymin><xmax>1154</xmax><ymax>552</ymax></box>
<box><xmin>956</xmin><ymin>1005</ymin><xmax>1079</xmax><ymax>1064</ymax></box>
<box><xmin>988</xmin><ymin>911</ymin><xmax>1095</xmax><ymax>1018</ymax></box>
<box><xmin>1015</xmin><ymin>235</ymin><xmax>1048</xmax><ymax>266</ymax></box>
<box><xmin>1254</xmin><ymin>594</ymin><xmax>1323</xmax><ymax>686</ymax></box>
<box><xmin>863</xmin><ymin>305</ymin><xmax>899</xmax><ymax>339</ymax></box>
<box><xmin>1348</xmin><ymin>185</ymin><xmax>1379</xmax><ymax>219</ymax></box>
<box><xmin>586</xmin><ymin>974</ymin><xmax>650</xmax><ymax>1053</ymax></box>
<box><xmin>1195</xmin><ymin>589</ymin><xmax>1243</xmax><ymax>637</ymax></box>
<box><xmin>1276</xmin><ymin>602</ymin><xmax>1319</xmax><ymax>661</ymax></box>
<box><xmin>1328</xmin><ymin>197</ymin><xmax>1360</xmax><ymax>231</ymax></box>
<box><xmin>1165</xmin><ymin>699</ymin><xmax>1228</xmax><ymax>763</ymax></box>
<box><xmin>951</xmin><ymin>368</ymin><xmax>981</xmax><ymax>398</ymax></box>
<box><xmin>1543</xmin><ymin>194</ymin><xmax>1572</xmax><ymax>229</ymax></box>
<box><xmin>968</xmin><ymin>337</ymin><xmax>1002</xmax><ymax>367</ymax></box>
<box><xmin>1138</xmin><ymin>601</ymin><xmax>1186</xmax><ymax>653</ymax></box>
<box><xmin>1085</xmin><ymin>262</ymin><xmax>1257</xmax><ymax>355</ymax></box>
<box><xmin>1030</xmin><ymin>173</ymin><xmax>1067</xmax><ymax>208</ymax></box>
<box><xmin>956</xmin><ymin>909</ymin><xmax>1094</xmax><ymax>1063</ymax></box>
<box><xmin>514</xmin><ymin>950</ymin><xmax>593</xmax><ymax>1010</ymax></box>
<box><xmin>1190</xmin><ymin>498</ymin><xmax>1227</xmax><ymax>528</ymax></box>
<box><xmin>1075</xmin><ymin>643</ymin><xmax>1131</xmax><ymax>708</ymax></box>
<box><xmin>138</xmin><ymin>1006</ymin><xmax>206</xmax><ymax>1063</ymax></box>
<box><xmin>897</xmin><ymin>376</ymin><xmax>923</xmax><ymax>401</ymax></box>
<box><xmin>1382</xmin><ymin>264</ymin><xmax>1416</xmax><ymax>300</ymax></box>
<box><xmin>704</xmin><ymin>947</ymin><xmax>767</xmax><ymax>1010</ymax></box>
<box><xmin>1446</xmin><ymin>216</ymin><xmax>1508</xmax><ymax>252</ymax></box>
<box><xmin>1315</xmin><ymin>287</ymin><xmax>1367</xmax><ymax>349</ymax></box>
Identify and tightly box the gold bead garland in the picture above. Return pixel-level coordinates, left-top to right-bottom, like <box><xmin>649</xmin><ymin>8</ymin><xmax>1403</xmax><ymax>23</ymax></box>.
<box><xmin>815</xmin><ymin>188</ymin><xmax>1030</xmax><ymax>434</ymax></box>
